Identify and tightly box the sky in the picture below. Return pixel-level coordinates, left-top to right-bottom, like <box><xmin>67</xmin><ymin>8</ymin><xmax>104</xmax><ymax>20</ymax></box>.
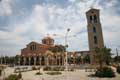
<box><xmin>0</xmin><ymin>0</ymin><xmax>120</xmax><ymax>56</ymax></box>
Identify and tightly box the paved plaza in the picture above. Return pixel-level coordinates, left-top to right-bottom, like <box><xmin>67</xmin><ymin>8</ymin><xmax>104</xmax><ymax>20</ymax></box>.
<box><xmin>0</xmin><ymin>67</ymin><xmax>120</xmax><ymax>80</ymax></box>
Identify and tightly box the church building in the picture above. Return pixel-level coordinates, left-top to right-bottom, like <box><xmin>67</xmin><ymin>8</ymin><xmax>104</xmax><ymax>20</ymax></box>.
<box><xmin>19</xmin><ymin>36</ymin><xmax>65</xmax><ymax>66</ymax></box>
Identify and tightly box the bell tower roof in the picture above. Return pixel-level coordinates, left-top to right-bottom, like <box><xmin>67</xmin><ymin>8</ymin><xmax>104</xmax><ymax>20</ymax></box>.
<box><xmin>86</xmin><ymin>8</ymin><xmax>99</xmax><ymax>14</ymax></box>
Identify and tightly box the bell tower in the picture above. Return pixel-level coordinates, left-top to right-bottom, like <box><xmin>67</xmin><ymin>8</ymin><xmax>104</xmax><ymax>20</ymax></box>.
<box><xmin>86</xmin><ymin>8</ymin><xmax>104</xmax><ymax>63</ymax></box>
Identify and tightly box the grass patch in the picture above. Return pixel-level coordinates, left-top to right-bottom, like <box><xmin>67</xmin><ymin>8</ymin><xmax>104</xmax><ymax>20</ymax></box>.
<box><xmin>5</xmin><ymin>74</ymin><xmax>19</xmax><ymax>80</ymax></box>
<box><xmin>46</xmin><ymin>71</ymin><xmax>62</xmax><ymax>75</ymax></box>
<box><xmin>35</xmin><ymin>72</ymin><xmax>43</xmax><ymax>75</ymax></box>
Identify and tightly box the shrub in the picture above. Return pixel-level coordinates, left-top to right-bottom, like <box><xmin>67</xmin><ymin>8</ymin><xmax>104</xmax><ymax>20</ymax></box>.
<box><xmin>52</xmin><ymin>67</ymin><xmax>65</xmax><ymax>71</ymax></box>
<box><xmin>46</xmin><ymin>71</ymin><xmax>62</xmax><ymax>75</ymax></box>
<box><xmin>117</xmin><ymin>66</ymin><xmax>120</xmax><ymax>74</ymax></box>
<box><xmin>52</xmin><ymin>67</ymin><xmax>60</xmax><ymax>71</ymax></box>
<box><xmin>95</xmin><ymin>67</ymin><xmax>115</xmax><ymax>78</ymax></box>
<box><xmin>35</xmin><ymin>72</ymin><xmax>43</xmax><ymax>75</ymax></box>
<box><xmin>18</xmin><ymin>72</ymin><xmax>22</xmax><ymax>79</ymax></box>
<box><xmin>43</xmin><ymin>66</ymin><xmax>65</xmax><ymax>71</ymax></box>
<box><xmin>32</xmin><ymin>66</ymin><xmax>38</xmax><ymax>70</ymax></box>
<box><xmin>5</xmin><ymin>74</ymin><xmax>19</xmax><ymax>80</ymax></box>
<box><xmin>43</xmin><ymin>66</ymin><xmax>51</xmax><ymax>71</ymax></box>
<box><xmin>69</xmin><ymin>68</ymin><xmax>74</xmax><ymax>71</ymax></box>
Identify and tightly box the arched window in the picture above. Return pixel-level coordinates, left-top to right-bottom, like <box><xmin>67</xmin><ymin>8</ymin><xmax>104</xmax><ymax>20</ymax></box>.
<box><xmin>30</xmin><ymin>45</ymin><xmax>32</xmax><ymax>50</ymax></box>
<box><xmin>89</xmin><ymin>16</ymin><xmax>92</xmax><ymax>22</ymax></box>
<box><xmin>93</xmin><ymin>27</ymin><xmax>96</xmax><ymax>33</ymax></box>
<box><xmin>94</xmin><ymin>36</ymin><xmax>98</xmax><ymax>44</ymax></box>
<box><xmin>30</xmin><ymin>45</ymin><xmax>36</xmax><ymax>51</ymax></box>
<box><xmin>94</xmin><ymin>15</ymin><xmax>97</xmax><ymax>23</ymax></box>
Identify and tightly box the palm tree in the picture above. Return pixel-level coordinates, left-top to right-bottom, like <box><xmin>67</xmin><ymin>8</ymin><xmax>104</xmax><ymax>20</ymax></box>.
<box><xmin>94</xmin><ymin>47</ymin><xmax>112</xmax><ymax>69</ymax></box>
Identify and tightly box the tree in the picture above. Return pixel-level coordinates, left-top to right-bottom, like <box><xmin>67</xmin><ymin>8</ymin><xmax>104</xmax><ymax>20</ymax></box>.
<box><xmin>48</xmin><ymin>45</ymin><xmax>66</xmax><ymax>53</ymax></box>
<box><xmin>14</xmin><ymin>55</ymin><xmax>19</xmax><ymax>65</ymax></box>
<box><xmin>94</xmin><ymin>47</ymin><xmax>112</xmax><ymax>70</ymax></box>
<box><xmin>83</xmin><ymin>54</ymin><xmax>90</xmax><ymax>64</ymax></box>
<box><xmin>68</xmin><ymin>57</ymin><xmax>74</xmax><ymax>64</ymax></box>
<box><xmin>75</xmin><ymin>56</ymin><xmax>81</xmax><ymax>64</ymax></box>
<box><xmin>114</xmin><ymin>56</ymin><xmax>120</xmax><ymax>63</ymax></box>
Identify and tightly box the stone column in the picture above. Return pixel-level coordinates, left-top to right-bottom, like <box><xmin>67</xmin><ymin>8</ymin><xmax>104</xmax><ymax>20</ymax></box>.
<box><xmin>64</xmin><ymin>56</ymin><xmax>66</xmax><ymax>66</ymax></box>
<box><xmin>34</xmin><ymin>57</ymin><xmax>36</xmax><ymax>65</ymax></box>
<box><xmin>39</xmin><ymin>57</ymin><xmax>41</xmax><ymax>66</ymax></box>
<box><xmin>29</xmin><ymin>57</ymin><xmax>31</xmax><ymax>65</ymax></box>
<box><xmin>62</xmin><ymin>56</ymin><xmax>64</xmax><ymax>66</ymax></box>
<box><xmin>58</xmin><ymin>57</ymin><xmax>61</xmax><ymax>66</ymax></box>
<box><xmin>45</xmin><ymin>57</ymin><xmax>49</xmax><ymax>66</ymax></box>
<box><xmin>51</xmin><ymin>57</ymin><xmax>53</xmax><ymax>66</ymax></box>
<box><xmin>56</xmin><ymin>56</ymin><xmax>58</xmax><ymax>65</ymax></box>
<box><xmin>23</xmin><ymin>57</ymin><xmax>26</xmax><ymax>65</ymax></box>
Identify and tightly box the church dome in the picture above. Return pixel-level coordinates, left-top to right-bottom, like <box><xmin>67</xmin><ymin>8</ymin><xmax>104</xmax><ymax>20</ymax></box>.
<box><xmin>42</xmin><ymin>35</ymin><xmax>54</xmax><ymax>45</ymax></box>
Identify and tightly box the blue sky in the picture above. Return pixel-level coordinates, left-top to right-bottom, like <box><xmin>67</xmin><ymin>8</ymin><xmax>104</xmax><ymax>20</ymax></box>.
<box><xmin>0</xmin><ymin>0</ymin><xmax>120</xmax><ymax>56</ymax></box>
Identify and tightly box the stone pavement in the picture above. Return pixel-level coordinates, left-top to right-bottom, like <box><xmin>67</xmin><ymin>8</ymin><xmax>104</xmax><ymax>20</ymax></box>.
<box><xmin>0</xmin><ymin>67</ymin><xmax>120</xmax><ymax>80</ymax></box>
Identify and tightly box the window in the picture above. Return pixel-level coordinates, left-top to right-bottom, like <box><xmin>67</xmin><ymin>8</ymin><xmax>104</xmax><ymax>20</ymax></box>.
<box><xmin>90</xmin><ymin>16</ymin><xmax>92</xmax><ymax>22</ymax></box>
<box><xmin>30</xmin><ymin>45</ymin><xmax>36</xmax><ymax>51</ymax></box>
<box><xmin>93</xmin><ymin>27</ymin><xmax>96</xmax><ymax>33</ymax></box>
<box><xmin>30</xmin><ymin>46</ymin><xmax>32</xmax><ymax>50</ymax></box>
<box><xmin>94</xmin><ymin>36</ymin><xmax>98</xmax><ymax>44</ymax></box>
<box><xmin>42</xmin><ymin>40</ymin><xmax>46</xmax><ymax>44</ymax></box>
<box><xmin>94</xmin><ymin>15</ymin><xmax>97</xmax><ymax>23</ymax></box>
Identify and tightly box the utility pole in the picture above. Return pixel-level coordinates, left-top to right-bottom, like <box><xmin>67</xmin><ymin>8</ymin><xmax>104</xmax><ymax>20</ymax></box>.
<box><xmin>116</xmin><ymin>48</ymin><xmax>118</xmax><ymax>57</ymax></box>
<box><xmin>116</xmin><ymin>48</ymin><xmax>119</xmax><ymax>64</ymax></box>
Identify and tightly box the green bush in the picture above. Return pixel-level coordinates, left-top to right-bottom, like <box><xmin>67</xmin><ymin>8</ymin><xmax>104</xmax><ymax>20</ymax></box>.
<box><xmin>43</xmin><ymin>66</ymin><xmax>51</xmax><ymax>71</ymax></box>
<box><xmin>32</xmin><ymin>66</ymin><xmax>38</xmax><ymax>70</ymax></box>
<box><xmin>52</xmin><ymin>67</ymin><xmax>64</xmax><ymax>71</ymax></box>
<box><xmin>43</xmin><ymin>66</ymin><xmax>65</xmax><ymax>71</ymax></box>
<box><xmin>18</xmin><ymin>72</ymin><xmax>22</xmax><ymax>79</ymax></box>
<box><xmin>5</xmin><ymin>74</ymin><xmax>19</xmax><ymax>80</ymax></box>
<box><xmin>95</xmin><ymin>67</ymin><xmax>115</xmax><ymax>77</ymax></box>
<box><xmin>35</xmin><ymin>72</ymin><xmax>43</xmax><ymax>75</ymax></box>
<box><xmin>117</xmin><ymin>66</ymin><xmax>120</xmax><ymax>74</ymax></box>
<box><xmin>52</xmin><ymin>67</ymin><xmax>60</xmax><ymax>71</ymax></box>
<box><xmin>69</xmin><ymin>68</ymin><xmax>74</xmax><ymax>71</ymax></box>
<box><xmin>46</xmin><ymin>71</ymin><xmax>62</xmax><ymax>75</ymax></box>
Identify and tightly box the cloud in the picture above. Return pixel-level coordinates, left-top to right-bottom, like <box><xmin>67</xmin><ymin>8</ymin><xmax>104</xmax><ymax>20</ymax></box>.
<box><xmin>0</xmin><ymin>0</ymin><xmax>13</xmax><ymax>16</ymax></box>
<box><xmin>0</xmin><ymin>0</ymin><xmax>120</xmax><ymax>56</ymax></box>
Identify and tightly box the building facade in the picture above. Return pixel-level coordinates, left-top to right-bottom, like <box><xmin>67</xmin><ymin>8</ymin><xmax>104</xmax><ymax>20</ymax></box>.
<box><xmin>19</xmin><ymin>36</ymin><xmax>65</xmax><ymax>66</ymax></box>
<box><xmin>86</xmin><ymin>8</ymin><xmax>104</xmax><ymax>63</ymax></box>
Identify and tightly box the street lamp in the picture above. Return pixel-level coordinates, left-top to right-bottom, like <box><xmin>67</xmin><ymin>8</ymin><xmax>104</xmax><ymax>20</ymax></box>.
<box><xmin>65</xmin><ymin>28</ymin><xmax>70</xmax><ymax>71</ymax></box>
<box><xmin>53</xmin><ymin>28</ymin><xmax>70</xmax><ymax>71</ymax></box>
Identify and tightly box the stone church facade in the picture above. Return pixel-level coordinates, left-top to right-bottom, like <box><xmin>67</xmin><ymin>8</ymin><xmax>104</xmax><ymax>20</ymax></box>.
<box><xmin>19</xmin><ymin>36</ymin><xmax>65</xmax><ymax>66</ymax></box>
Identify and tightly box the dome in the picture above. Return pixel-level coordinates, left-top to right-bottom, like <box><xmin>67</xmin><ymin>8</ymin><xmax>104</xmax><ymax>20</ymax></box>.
<box><xmin>42</xmin><ymin>35</ymin><xmax>54</xmax><ymax>45</ymax></box>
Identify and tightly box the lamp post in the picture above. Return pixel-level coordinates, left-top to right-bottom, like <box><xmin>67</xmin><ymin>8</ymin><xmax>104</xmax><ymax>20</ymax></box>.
<box><xmin>65</xmin><ymin>28</ymin><xmax>70</xmax><ymax>71</ymax></box>
<box><xmin>53</xmin><ymin>28</ymin><xmax>70</xmax><ymax>71</ymax></box>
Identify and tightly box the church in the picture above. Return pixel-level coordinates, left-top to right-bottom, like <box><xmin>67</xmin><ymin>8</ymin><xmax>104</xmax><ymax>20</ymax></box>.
<box><xmin>19</xmin><ymin>36</ymin><xmax>65</xmax><ymax>66</ymax></box>
<box><xmin>18</xmin><ymin>8</ymin><xmax>104</xmax><ymax>66</ymax></box>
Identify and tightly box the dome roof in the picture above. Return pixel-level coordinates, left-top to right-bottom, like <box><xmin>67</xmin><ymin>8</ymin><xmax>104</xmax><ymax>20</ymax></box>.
<box><xmin>42</xmin><ymin>35</ymin><xmax>54</xmax><ymax>45</ymax></box>
<box><xmin>43</xmin><ymin>36</ymin><xmax>53</xmax><ymax>40</ymax></box>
